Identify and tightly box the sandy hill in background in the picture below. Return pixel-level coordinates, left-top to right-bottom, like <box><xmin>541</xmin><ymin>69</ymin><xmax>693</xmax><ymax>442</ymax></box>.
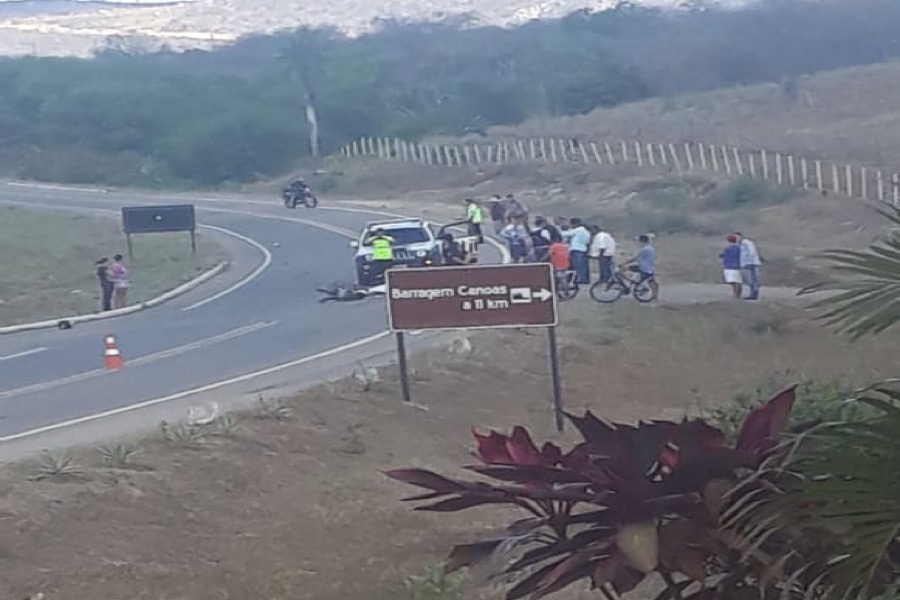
<box><xmin>0</xmin><ymin>0</ymin><xmax>752</xmax><ymax>56</ymax></box>
<box><xmin>466</xmin><ymin>61</ymin><xmax>900</xmax><ymax>170</ymax></box>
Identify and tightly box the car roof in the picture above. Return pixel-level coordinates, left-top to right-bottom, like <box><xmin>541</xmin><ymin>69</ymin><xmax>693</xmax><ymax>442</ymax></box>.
<box><xmin>364</xmin><ymin>218</ymin><xmax>428</xmax><ymax>230</ymax></box>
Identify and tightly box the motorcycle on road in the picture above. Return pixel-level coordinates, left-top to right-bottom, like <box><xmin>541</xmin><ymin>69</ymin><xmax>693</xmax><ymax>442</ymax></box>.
<box><xmin>282</xmin><ymin>188</ymin><xmax>319</xmax><ymax>209</ymax></box>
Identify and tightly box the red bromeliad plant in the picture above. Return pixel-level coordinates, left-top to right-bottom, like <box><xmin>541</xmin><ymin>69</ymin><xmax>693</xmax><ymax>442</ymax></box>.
<box><xmin>386</xmin><ymin>388</ymin><xmax>798</xmax><ymax>600</ymax></box>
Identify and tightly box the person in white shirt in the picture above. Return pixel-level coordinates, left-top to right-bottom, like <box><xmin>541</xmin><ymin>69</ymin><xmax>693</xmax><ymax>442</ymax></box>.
<box><xmin>562</xmin><ymin>217</ymin><xmax>592</xmax><ymax>284</ymax></box>
<box><xmin>735</xmin><ymin>231</ymin><xmax>762</xmax><ymax>300</ymax></box>
<box><xmin>589</xmin><ymin>226</ymin><xmax>616</xmax><ymax>283</ymax></box>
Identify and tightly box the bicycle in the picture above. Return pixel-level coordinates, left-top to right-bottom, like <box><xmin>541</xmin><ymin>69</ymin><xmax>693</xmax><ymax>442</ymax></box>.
<box><xmin>589</xmin><ymin>265</ymin><xmax>657</xmax><ymax>304</ymax></box>
<box><xmin>555</xmin><ymin>270</ymin><xmax>580</xmax><ymax>301</ymax></box>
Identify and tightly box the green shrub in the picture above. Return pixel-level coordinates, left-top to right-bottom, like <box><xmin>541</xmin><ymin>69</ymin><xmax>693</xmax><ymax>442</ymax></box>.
<box><xmin>705</xmin><ymin>376</ymin><xmax>874</xmax><ymax>441</ymax></box>
<box><xmin>705</xmin><ymin>177</ymin><xmax>795</xmax><ymax>210</ymax></box>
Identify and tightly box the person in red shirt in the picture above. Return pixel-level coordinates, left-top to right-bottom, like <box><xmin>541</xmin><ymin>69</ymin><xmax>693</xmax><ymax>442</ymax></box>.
<box><xmin>548</xmin><ymin>231</ymin><xmax>570</xmax><ymax>280</ymax></box>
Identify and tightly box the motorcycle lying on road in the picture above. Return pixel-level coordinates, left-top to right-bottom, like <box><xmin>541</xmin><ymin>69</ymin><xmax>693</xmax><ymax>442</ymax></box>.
<box><xmin>281</xmin><ymin>188</ymin><xmax>319</xmax><ymax>209</ymax></box>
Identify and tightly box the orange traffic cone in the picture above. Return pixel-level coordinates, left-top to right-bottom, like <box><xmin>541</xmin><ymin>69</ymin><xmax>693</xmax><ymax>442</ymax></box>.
<box><xmin>103</xmin><ymin>334</ymin><xmax>124</xmax><ymax>370</ymax></box>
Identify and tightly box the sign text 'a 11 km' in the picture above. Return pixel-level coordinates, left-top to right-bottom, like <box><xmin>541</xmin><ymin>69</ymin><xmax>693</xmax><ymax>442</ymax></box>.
<box><xmin>385</xmin><ymin>263</ymin><xmax>558</xmax><ymax>331</ymax></box>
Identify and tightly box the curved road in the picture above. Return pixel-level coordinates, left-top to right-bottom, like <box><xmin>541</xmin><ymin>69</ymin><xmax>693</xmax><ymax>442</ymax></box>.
<box><xmin>0</xmin><ymin>183</ymin><xmax>502</xmax><ymax>444</ymax></box>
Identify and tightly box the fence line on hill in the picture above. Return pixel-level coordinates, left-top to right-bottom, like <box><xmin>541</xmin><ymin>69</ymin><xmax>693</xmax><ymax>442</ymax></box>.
<box><xmin>336</xmin><ymin>136</ymin><xmax>900</xmax><ymax>205</ymax></box>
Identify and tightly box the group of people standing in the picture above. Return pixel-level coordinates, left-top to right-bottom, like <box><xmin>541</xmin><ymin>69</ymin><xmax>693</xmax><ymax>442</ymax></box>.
<box><xmin>95</xmin><ymin>254</ymin><xmax>130</xmax><ymax>311</ymax></box>
<box><xmin>466</xmin><ymin>194</ymin><xmax>656</xmax><ymax>291</ymax></box>
<box><xmin>468</xmin><ymin>194</ymin><xmax>762</xmax><ymax>301</ymax></box>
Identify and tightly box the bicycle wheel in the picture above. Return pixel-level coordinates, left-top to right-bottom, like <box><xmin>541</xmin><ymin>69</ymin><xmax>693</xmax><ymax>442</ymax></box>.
<box><xmin>634</xmin><ymin>280</ymin><xmax>657</xmax><ymax>303</ymax></box>
<box><xmin>557</xmin><ymin>281</ymin><xmax>579</xmax><ymax>301</ymax></box>
<box><xmin>590</xmin><ymin>280</ymin><xmax>624</xmax><ymax>303</ymax></box>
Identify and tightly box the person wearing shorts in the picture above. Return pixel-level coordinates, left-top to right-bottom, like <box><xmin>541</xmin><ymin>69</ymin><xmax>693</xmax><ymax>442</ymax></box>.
<box><xmin>720</xmin><ymin>234</ymin><xmax>743</xmax><ymax>299</ymax></box>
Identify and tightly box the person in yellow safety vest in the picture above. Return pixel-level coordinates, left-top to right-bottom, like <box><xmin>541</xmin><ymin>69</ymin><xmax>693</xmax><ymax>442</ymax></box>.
<box><xmin>464</xmin><ymin>198</ymin><xmax>484</xmax><ymax>245</ymax></box>
<box><xmin>365</xmin><ymin>227</ymin><xmax>396</xmax><ymax>282</ymax></box>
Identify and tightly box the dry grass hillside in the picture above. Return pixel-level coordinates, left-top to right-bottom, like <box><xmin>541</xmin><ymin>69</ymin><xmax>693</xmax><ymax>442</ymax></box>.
<box><xmin>478</xmin><ymin>60</ymin><xmax>900</xmax><ymax>170</ymax></box>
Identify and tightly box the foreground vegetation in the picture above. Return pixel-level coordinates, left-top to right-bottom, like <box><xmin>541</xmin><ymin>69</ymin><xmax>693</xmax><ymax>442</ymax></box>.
<box><xmin>0</xmin><ymin>206</ymin><xmax>222</xmax><ymax>325</ymax></box>
<box><xmin>1</xmin><ymin>0</ymin><xmax>900</xmax><ymax>187</ymax></box>
<box><xmin>388</xmin><ymin>206</ymin><xmax>900</xmax><ymax>600</ymax></box>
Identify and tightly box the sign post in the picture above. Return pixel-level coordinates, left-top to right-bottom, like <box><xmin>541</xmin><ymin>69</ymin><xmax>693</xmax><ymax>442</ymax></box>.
<box><xmin>121</xmin><ymin>204</ymin><xmax>197</xmax><ymax>260</ymax></box>
<box><xmin>385</xmin><ymin>264</ymin><xmax>564</xmax><ymax>431</ymax></box>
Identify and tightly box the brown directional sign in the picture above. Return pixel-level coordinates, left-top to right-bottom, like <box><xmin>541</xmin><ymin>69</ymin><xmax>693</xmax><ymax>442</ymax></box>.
<box><xmin>385</xmin><ymin>263</ymin><xmax>558</xmax><ymax>331</ymax></box>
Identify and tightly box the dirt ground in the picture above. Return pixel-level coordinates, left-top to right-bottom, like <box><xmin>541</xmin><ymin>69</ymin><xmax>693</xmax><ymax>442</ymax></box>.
<box><xmin>3</xmin><ymin>300</ymin><xmax>900</xmax><ymax>600</ymax></box>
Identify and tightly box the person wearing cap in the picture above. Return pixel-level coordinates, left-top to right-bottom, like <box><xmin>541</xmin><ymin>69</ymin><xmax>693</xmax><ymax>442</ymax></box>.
<box><xmin>735</xmin><ymin>231</ymin><xmax>762</xmax><ymax>300</ymax></box>
<box><xmin>464</xmin><ymin>198</ymin><xmax>484</xmax><ymax>244</ymax></box>
<box><xmin>720</xmin><ymin>234</ymin><xmax>743</xmax><ymax>299</ymax></box>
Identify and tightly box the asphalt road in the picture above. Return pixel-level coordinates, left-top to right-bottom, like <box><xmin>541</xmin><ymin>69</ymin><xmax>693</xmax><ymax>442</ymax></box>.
<box><xmin>0</xmin><ymin>183</ymin><xmax>501</xmax><ymax>442</ymax></box>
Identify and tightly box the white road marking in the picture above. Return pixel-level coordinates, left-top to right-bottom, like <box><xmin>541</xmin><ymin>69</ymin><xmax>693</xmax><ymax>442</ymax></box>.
<box><xmin>0</xmin><ymin>329</ymin><xmax>393</xmax><ymax>443</ymax></box>
<box><xmin>180</xmin><ymin>225</ymin><xmax>272</xmax><ymax>311</ymax></box>
<box><xmin>0</xmin><ymin>347</ymin><xmax>48</xmax><ymax>362</ymax></box>
<box><xmin>0</xmin><ymin>321</ymin><xmax>276</xmax><ymax>400</ymax></box>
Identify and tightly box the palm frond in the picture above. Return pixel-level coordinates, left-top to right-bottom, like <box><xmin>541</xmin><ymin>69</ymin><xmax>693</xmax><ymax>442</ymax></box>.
<box><xmin>800</xmin><ymin>202</ymin><xmax>900</xmax><ymax>339</ymax></box>
<box><xmin>727</xmin><ymin>385</ymin><xmax>900</xmax><ymax>599</ymax></box>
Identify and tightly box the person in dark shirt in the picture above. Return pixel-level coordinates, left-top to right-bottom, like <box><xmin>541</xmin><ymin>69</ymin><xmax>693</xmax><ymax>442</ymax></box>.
<box><xmin>440</xmin><ymin>233</ymin><xmax>467</xmax><ymax>265</ymax></box>
<box><xmin>96</xmin><ymin>257</ymin><xmax>114</xmax><ymax>311</ymax></box>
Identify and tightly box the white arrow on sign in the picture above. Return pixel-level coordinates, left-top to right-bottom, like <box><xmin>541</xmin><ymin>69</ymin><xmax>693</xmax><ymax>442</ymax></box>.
<box><xmin>534</xmin><ymin>288</ymin><xmax>553</xmax><ymax>302</ymax></box>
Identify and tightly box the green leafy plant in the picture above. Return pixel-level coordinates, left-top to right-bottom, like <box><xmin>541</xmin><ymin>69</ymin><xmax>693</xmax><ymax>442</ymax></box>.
<box><xmin>211</xmin><ymin>414</ymin><xmax>241</xmax><ymax>437</ymax></box>
<box><xmin>800</xmin><ymin>203</ymin><xmax>900</xmax><ymax>339</ymax></box>
<box><xmin>254</xmin><ymin>396</ymin><xmax>292</xmax><ymax>421</ymax></box>
<box><xmin>159</xmin><ymin>420</ymin><xmax>205</xmax><ymax>445</ymax></box>
<box><xmin>97</xmin><ymin>441</ymin><xmax>141</xmax><ymax>468</ymax></box>
<box><xmin>34</xmin><ymin>451</ymin><xmax>82</xmax><ymax>481</ymax></box>
<box><xmin>386</xmin><ymin>389</ymin><xmax>799</xmax><ymax>600</ymax></box>
<box><xmin>725</xmin><ymin>383</ymin><xmax>900</xmax><ymax>600</ymax></box>
<box><xmin>404</xmin><ymin>563</ymin><xmax>468</xmax><ymax>599</ymax></box>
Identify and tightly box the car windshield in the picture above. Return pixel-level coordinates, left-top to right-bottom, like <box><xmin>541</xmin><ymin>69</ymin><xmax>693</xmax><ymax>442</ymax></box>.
<box><xmin>363</xmin><ymin>227</ymin><xmax>429</xmax><ymax>246</ymax></box>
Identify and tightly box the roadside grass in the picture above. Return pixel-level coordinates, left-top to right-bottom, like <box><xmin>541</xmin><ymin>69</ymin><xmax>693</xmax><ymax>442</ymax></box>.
<box><xmin>0</xmin><ymin>206</ymin><xmax>224</xmax><ymax>325</ymax></box>
<box><xmin>3</xmin><ymin>302</ymin><xmax>900</xmax><ymax>600</ymax></box>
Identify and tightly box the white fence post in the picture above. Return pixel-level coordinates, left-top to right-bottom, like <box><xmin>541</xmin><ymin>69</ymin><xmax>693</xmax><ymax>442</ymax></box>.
<box><xmin>669</xmin><ymin>144</ymin><xmax>681</xmax><ymax>172</ymax></box>
<box><xmin>832</xmin><ymin>164</ymin><xmax>840</xmax><ymax>194</ymax></box>
<box><xmin>877</xmin><ymin>170</ymin><xmax>885</xmax><ymax>201</ymax></box>
<box><xmin>684</xmin><ymin>143</ymin><xmax>695</xmax><ymax>171</ymax></box>
<box><xmin>590</xmin><ymin>142</ymin><xmax>603</xmax><ymax>164</ymax></box>
<box><xmin>604</xmin><ymin>142</ymin><xmax>615</xmax><ymax>164</ymax></box>
<box><xmin>732</xmin><ymin>148</ymin><xmax>743</xmax><ymax>176</ymax></box>
<box><xmin>620</xmin><ymin>141</ymin><xmax>628</xmax><ymax>163</ymax></box>
<box><xmin>775</xmin><ymin>153</ymin><xmax>783</xmax><ymax>185</ymax></box>
<box><xmin>846</xmin><ymin>165</ymin><xmax>853</xmax><ymax>197</ymax></box>
<box><xmin>815</xmin><ymin>160</ymin><xmax>823</xmax><ymax>191</ymax></box>
<box><xmin>720</xmin><ymin>146</ymin><xmax>731</xmax><ymax>175</ymax></box>
<box><xmin>861</xmin><ymin>167</ymin><xmax>867</xmax><ymax>200</ymax></box>
<box><xmin>788</xmin><ymin>155</ymin><xmax>796</xmax><ymax>186</ymax></box>
<box><xmin>699</xmin><ymin>143</ymin><xmax>708</xmax><ymax>170</ymax></box>
<box><xmin>646</xmin><ymin>143</ymin><xmax>655</xmax><ymax>167</ymax></box>
<box><xmin>761</xmin><ymin>150</ymin><xmax>769</xmax><ymax>180</ymax></box>
<box><xmin>634</xmin><ymin>141</ymin><xmax>643</xmax><ymax>166</ymax></box>
<box><xmin>893</xmin><ymin>174</ymin><xmax>900</xmax><ymax>207</ymax></box>
<box><xmin>748</xmin><ymin>152</ymin><xmax>757</xmax><ymax>178</ymax></box>
<box><xmin>801</xmin><ymin>158</ymin><xmax>809</xmax><ymax>189</ymax></box>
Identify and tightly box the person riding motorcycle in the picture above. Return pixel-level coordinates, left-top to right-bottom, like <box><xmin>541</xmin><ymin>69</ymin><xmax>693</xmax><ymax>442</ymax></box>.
<box><xmin>287</xmin><ymin>179</ymin><xmax>311</xmax><ymax>197</ymax></box>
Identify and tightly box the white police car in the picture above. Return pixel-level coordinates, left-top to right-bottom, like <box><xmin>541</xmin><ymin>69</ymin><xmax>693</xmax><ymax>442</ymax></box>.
<box><xmin>350</xmin><ymin>219</ymin><xmax>444</xmax><ymax>286</ymax></box>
